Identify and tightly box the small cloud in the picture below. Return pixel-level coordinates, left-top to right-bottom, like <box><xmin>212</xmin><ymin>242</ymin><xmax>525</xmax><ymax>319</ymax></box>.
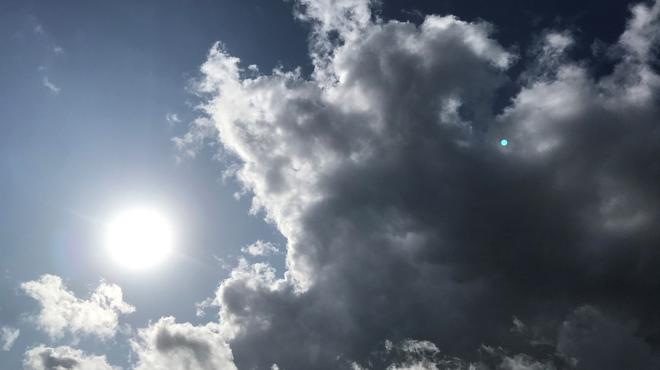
<box><xmin>511</xmin><ymin>316</ymin><xmax>526</xmax><ymax>334</ymax></box>
<box><xmin>195</xmin><ymin>297</ymin><xmax>214</xmax><ymax>318</ymax></box>
<box><xmin>1</xmin><ymin>326</ymin><xmax>19</xmax><ymax>351</ymax></box>
<box><xmin>53</xmin><ymin>45</ymin><xmax>64</xmax><ymax>54</ymax></box>
<box><xmin>42</xmin><ymin>77</ymin><xmax>61</xmax><ymax>94</ymax></box>
<box><xmin>33</xmin><ymin>24</ymin><xmax>44</xmax><ymax>35</ymax></box>
<box><xmin>241</xmin><ymin>240</ymin><xmax>280</xmax><ymax>257</ymax></box>
<box><xmin>166</xmin><ymin>113</ymin><xmax>181</xmax><ymax>125</ymax></box>
<box><xmin>545</xmin><ymin>32</ymin><xmax>573</xmax><ymax>52</ymax></box>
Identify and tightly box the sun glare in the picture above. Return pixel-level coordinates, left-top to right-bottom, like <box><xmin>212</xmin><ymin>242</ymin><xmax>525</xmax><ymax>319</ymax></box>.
<box><xmin>104</xmin><ymin>207</ymin><xmax>175</xmax><ymax>270</ymax></box>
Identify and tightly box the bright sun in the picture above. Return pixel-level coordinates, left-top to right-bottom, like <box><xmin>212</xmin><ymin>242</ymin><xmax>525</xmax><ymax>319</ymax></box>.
<box><xmin>104</xmin><ymin>207</ymin><xmax>175</xmax><ymax>270</ymax></box>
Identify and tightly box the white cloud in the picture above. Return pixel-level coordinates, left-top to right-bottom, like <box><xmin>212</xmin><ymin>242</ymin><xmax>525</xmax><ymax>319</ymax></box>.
<box><xmin>131</xmin><ymin>317</ymin><xmax>236</xmax><ymax>370</ymax></box>
<box><xmin>499</xmin><ymin>355</ymin><xmax>556</xmax><ymax>370</ymax></box>
<box><xmin>1</xmin><ymin>326</ymin><xmax>19</xmax><ymax>351</ymax></box>
<box><xmin>165</xmin><ymin>113</ymin><xmax>181</xmax><ymax>124</ymax></box>
<box><xmin>604</xmin><ymin>0</ymin><xmax>660</xmax><ymax>105</ymax></box>
<box><xmin>171</xmin><ymin>117</ymin><xmax>217</xmax><ymax>160</ymax></box>
<box><xmin>23</xmin><ymin>345</ymin><xmax>118</xmax><ymax>370</ymax></box>
<box><xmin>545</xmin><ymin>32</ymin><xmax>573</xmax><ymax>52</ymax></box>
<box><xmin>42</xmin><ymin>77</ymin><xmax>61</xmax><ymax>94</ymax></box>
<box><xmin>620</xmin><ymin>0</ymin><xmax>660</xmax><ymax>62</ymax></box>
<box><xmin>21</xmin><ymin>274</ymin><xmax>135</xmax><ymax>340</ymax></box>
<box><xmin>240</xmin><ymin>240</ymin><xmax>280</xmax><ymax>256</ymax></box>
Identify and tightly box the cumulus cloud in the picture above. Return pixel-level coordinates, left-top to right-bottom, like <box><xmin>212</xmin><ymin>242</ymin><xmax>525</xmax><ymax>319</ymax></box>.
<box><xmin>23</xmin><ymin>345</ymin><xmax>118</xmax><ymax>370</ymax></box>
<box><xmin>176</xmin><ymin>0</ymin><xmax>660</xmax><ymax>368</ymax></box>
<box><xmin>1</xmin><ymin>326</ymin><xmax>19</xmax><ymax>351</ymax></box>
<box><xmin>240</xmin><ymin>240</ymin><xmax>280</xmax><ymax>256</ymax></box>
<box><xmin>131</xmin><ymin>317</ymin><xmax>236</xmax><ymax>370</ymax></box>
<box><xmin>21</xmin><ymin>274</ymin><xmax>135</xmax><ymax>340</ymax></box>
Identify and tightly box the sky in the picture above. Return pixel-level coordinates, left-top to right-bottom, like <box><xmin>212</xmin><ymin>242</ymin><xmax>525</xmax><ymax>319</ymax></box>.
<box><xmin>1</xmin><ymin>0</ymin><xmax>659</xmax><ymax>369</ymax></box>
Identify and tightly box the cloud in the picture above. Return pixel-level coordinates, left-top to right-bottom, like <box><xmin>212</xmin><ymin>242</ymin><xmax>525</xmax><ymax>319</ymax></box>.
<box><xmin>382</xmin><ymin>340</ymin><xmax>459</xmax><ymax>370</ymax></box>
<box><xmin>21</xmin><ymin>274</ymin><xmax>135</xmax><ymax>340</ymax></box>
<box><xmin>130</xmin><ymin>317</ymin><xmax>236</xmax><ymax>370</ymax></box>
<box><xmin>172</xmin><ymin>117</ymin><xmax>217</xmax><ymax>160</ymax></box>
<box><xmin>33</xmin><ymin>24</ymin><xmax>44</xmax><ymax>35</ymax></box>
<box><xmin>23</xmin><ymin>345</ymin><xmax>118</xmax><ymax>370</ymax></box>
<box><xmin>165</xmin><ymin>113</ymin><xmax>181</xmax><ymax>124</ymax></box>
<box><xmin>499</xmin><ymin>354</ymin><xmax>556</xmax><ymax>370</ymax></box>
<box><xmin>1</xmin><ymin>326</ymin><xmax>20</xmax><ymax>351</ymax></box>
<box><xmin>556</xmin><ymin>306</ymin><xmax>660</xmax><ymax>370</ymax></box>
<box><xmin>180</xmin><ymin>0</ymin><xmax>660</xmax><ymax>368</ymax></box>
<box><xmin>240</xmin><ymin>240</ymin><xmax>280</xmax><ymax>256</ymax></box>
<box><xmin>42</xmin><ymin>77</ymin><xmax>61</xmax><ymax>94</ymax></box>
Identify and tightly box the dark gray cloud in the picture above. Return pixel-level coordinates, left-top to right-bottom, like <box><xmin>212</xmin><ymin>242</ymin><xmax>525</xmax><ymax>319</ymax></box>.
<box><xmin>155</xmin><ymin>326</ymin><xmax>212</xmax><ymax>363</ymax></box>
<box><xmin>188</xmin><ymin>0</ymin><xmax>660</xmax><ymax>368</ymax></box>
<box><xmin>41</xmin><ymin>353</ymin><xmax>78</xmax><ymax>370</ymax></box>
<box><xmin>23</xmin><ymin>346</ymin><xmax>116</xmax><ymax>370</ymax></box>
<box><xmin>557</xmin><ymin>306</ymin><xmax>660</xmax><ymax>370</ymax></box>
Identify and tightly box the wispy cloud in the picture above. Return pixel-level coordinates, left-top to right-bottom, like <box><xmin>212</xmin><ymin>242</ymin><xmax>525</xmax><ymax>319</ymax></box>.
<box><xmin>1</xmin><ymin>326</ymin><xmax>19</xmax><ymax>351</ymax></box>
<box><xmin>42</xmin><ymin>77</ymin><xmax>60</xmax><ymax>94</ymax></box>
<box><xmin>166</xmin><ymin>113</ymin><xmax>181</xmax><ymax>124</ymax></box>
<box><xmin>240</xmin><ymin>240</ymin><xmax>280</xmax><ymax>257</ymax></box>
<box><xmin>33</xmin><ymin>24</ymin><xmax>44</xmax><ymax>35</ymax></box>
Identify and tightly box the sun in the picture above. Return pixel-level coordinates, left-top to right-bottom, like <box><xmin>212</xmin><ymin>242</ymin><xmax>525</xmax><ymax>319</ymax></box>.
<box><xmin>104</xmin><ymin>207</ymin><xmax>175</xmax><ymax>270</ymax></box>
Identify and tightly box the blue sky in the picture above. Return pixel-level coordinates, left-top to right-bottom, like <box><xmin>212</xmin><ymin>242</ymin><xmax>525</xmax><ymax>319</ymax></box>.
<box><xmin>2</xmin><ymin>0</ymin><xmax>660</xmax><ymax>369</ymax></box>
<box><xmin>0</xmin><ymin>0</ymin><xmax>305</xmax><ymax>366</ymax></box>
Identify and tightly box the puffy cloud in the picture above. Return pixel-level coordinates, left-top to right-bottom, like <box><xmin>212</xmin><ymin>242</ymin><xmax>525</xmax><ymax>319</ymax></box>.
<box><xmin>131</xmin><ymin>317</ymin><xmax>236</xmax><ymax>370</ymax></box>
<box><xmin>1</xmin><ymin>326</ymin><xmax>19</xmax><ymax>351</ymax></box>
<box><xmin>21</xmin><ymin>275</ymin><xmax>134</xmax><ymax>340</ymax></box>
<box><xmin>180</xmin><ymin>0</ymin><xmax>660</xmax><ymax>368</ymax></box>
<box><xmin>241</xmin><ymin>240</ymin><xmax>280</xmax><ymax>256</ymax></box>
<box><xmin>23</xmin><ymin>345</ymin><xmax>118</xmax><ymax>370</ymax></box>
